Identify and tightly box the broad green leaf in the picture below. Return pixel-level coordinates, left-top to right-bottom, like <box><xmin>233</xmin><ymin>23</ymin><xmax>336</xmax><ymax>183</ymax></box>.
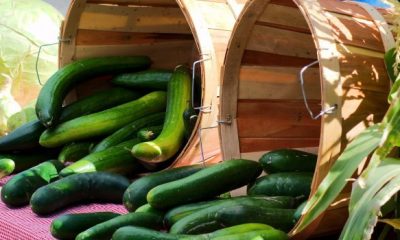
<box><xmin>379</xmin><ymin>219</ymin><xmax>400</xmax><ymax>230</ymax></box>
<box><xmin>340</xmin><ymin>163</ymin><xmax>400</xmax><ymax>240</ymax></box>
<box><xmin>293</xmin><ymin>124</ymin><xmax>382</xmax><ymax>234</ymax></box>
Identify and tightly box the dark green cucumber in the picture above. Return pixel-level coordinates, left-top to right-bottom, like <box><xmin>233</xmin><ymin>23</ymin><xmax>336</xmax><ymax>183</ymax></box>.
<box><xmin>39</xmin><ymin>91</ymin><xmax>167</xmax><ymax>148</ymax></box>
<box><xmin>30</xmin><ymin>172</ymin><xmax>129</xmax><ymax>215</ymax></box>
<box><xmin>384</xmin><ymin>48</ymin><xmax>398</xmax><ymax>83</ymax></box>
<box><xmin>1</xmin><ymin>160</ymin><xmax>64</xmax><ymax>207</ymax></box>
<box><xmin>0</xmin><ymin>158</ymin><xmax>15</xmax><ymax>178</ymax></box>
<box><xmin>111</xmin><ymin>226</ymin><xmax>181</xmax><ymax>240</ymax></box>
<box><xmin>182</xmin><ymin>106</ymin><xmax>197</xmax><ymax>139</ymax></box>
<box><xmin>147</xmin><ymin>159</ymin><xmax>262</xmax><ymax>209</ymax></box>
<box><xmin>293</xmin><ymin>201</ymin><xmax>307</xmax><ymax>224</ymax></box>
<box><xmin>135</xmin><ymin>203</ymin><xmax>164</xmax><ymax>217</ymax></box>
<box><xmin>76</xmin><ymin>212</ymin><xmax>163</xmax><ymax>240</ymax></box>
<box><xmin>165</xmin><ymin>196</ymin><xmax>297</xmax><ymax>227</ymax></box>
<box><xmin>51</xmin><ymin>212</ymin><xmax>121</xmax><ymax>240</ymax></box>
<box><xmin>59</xmin><ymin>138</ymin><xmax>142</xmax><ymax>177</ymax></box>
<box><xmin>0</xmin><ymin>88</ymin><xmax>141</xmax><ymax>152</ymax></box>
<box><xmin>36</xmin><ymin>56</ymin><xmax>151</xmax><ymax>127</ymax></box>
<box><xmin>132</xmin><ymin>66</ymin><xmax>191</xmax><ymax>163</ymax></box>
<box><xmin>247</xmin><ymin>172</ymin><xmax>313</xmax><ymax>198</ymax></box>
<box><xmin>58</xmin><ymin>141</ymin><xmax>95</xmax><ymax>163</ymax></box>
<box><xmin>112</xmin><ymin>69</ymin><xmax>172</xmax><ymax>90</ymax></box>
<box><xmin>0</xmin><ymin>149</ymin><xmax>60</xmax><ymax>173</ymax></box>
<box><xmin>170</xmin><ymin>197</ymin><xmax>296</xmax><ymax>234</ymax></box>
<box><xmin>123</xmin><ymin>165</ymin><xmax>204</xmax><ymax>211</ymax></box>
<box><xmin>259</xmin><ymin>149</ymin><xmax>317</xmax><ymax>174</ymax></box>
<box><xmin>91</xmin><ymin>112</ymin><xmax>165</xmax><ymax>153</ymax></box>
<box><xmin>137</xmin><ymin>125</ymin><xmax>163</xmax><ymax>141</ymax></box>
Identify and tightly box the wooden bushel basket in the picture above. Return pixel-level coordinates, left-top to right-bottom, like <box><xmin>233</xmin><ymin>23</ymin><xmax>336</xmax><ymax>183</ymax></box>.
<box><xmin>58</xmin><ymin>0</ymin><xmax>241</xmax><ymax>168</ymax></box>
<box><xmin>219</xmin><ymin>0</ymin><xmax>394</xmax><ymax>238</ymax></box>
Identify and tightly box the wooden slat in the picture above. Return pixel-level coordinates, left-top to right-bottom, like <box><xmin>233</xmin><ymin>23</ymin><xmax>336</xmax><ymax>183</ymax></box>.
<box><xmin>247</xmin><ymin>25</ymin><xmax>317</xmax><ymax>59</ymax></box>
<box><xmin>76</xmin><ymin>29</ymin><xmax>193</xmax><ymax>45</ymax></box>
<box><xmin>197</xmin><ymin>1</ymin><xmax>236</xmax><ymax>31</ymax></box>
<box><xmin>209</xmin><ymin>29</ymin><xmax>231</xmax><ymax>66</ymax></box>
<box><xmin>79</xmin><ymin>3</ymin><xmax>191</xmax><ymax>34</ymax></box>
<box><xmin>238</xmin><ymin>65</ymin><xmax>321</xmax><ymax>100</ymax></box>
<box><xmin>319</xmin><ymin>0</ymin><xmax>372</xmax><ymax>20</ymax></box>
<box><xmin>239</xmin><ymin>137</ymin><xmax>320</xmax><ymax>153</ymax></box>
<box><xmin>87</xmin><ymin>0</ymin><xmax>177</xmax><ymax>6</ymax></box>
<box><xmin>75</xmin><ymin>40</ymin><xmax>196</xmax><ymax>69</ymax></box>
<box><xmin>242</xmin><ymin>50</ymin><xmax>318</xmax><ymax>67</ymax></box>
<box><xmin>269</xmin><ymin>0</ymin><xmax>297</xmax><ymax>8</ymax></box>
<box><xmin>258</xmin><ymin>4</ymin><xmax>310</xmax><ymax>33</ymax></box>
<box><xmin>237</xmin><ymin>99</ymin><xmax>321</xmax><ymax>138</ymax></box>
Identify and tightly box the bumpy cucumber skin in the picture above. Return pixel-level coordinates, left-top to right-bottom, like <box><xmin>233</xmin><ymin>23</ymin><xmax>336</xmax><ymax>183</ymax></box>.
<box><xmin>58</xmin><ymin>141</ymin><xmax>94</xmax><ymax>163</ymax></box>
<box><xmin>112</xmin><ymin>69</ymin><xmax>172</xmax><ymax>90</ymax></box>
<box><xmin>50</xmin><ymin>212</ymin><xmax>120</xmax><ymax>240</ymax></box>
<box><xmin>147</xmin><ymin>159</ymin><xmax>262</xmax><ymax>209</ymax></box>
<box><xmin>137</xmin><ymin>124</ymin><xmax>164</xmax><ymax>141</ymax></box>
<box><xmin>131</xmin><ymin>66</ymin><xmax>191</xmax><ymax>163</ymax></box>
<box><xmin>1</xmin><ymin>160</ymin><xmax>64</xmax><ymax>207</ymax></box>
<box><xmin>170</xmin><ymin>197</ymin><xmax>296</xmax><ymax>234</ymax></box>
<box><xmin>59</xmin><ymin>138</ymin><xmax>141</xmax><ymax>177</ymax></box>
<box><xmin>30</xmin><ymin>172</ymin><xmax>129</xmax><ymax>215</ymax></box>
<box><xmin>36</xmin><ymin>56</ymin><xmax>151</xmax><ymax>127</ymax></box>
<box><xmin>76</xmin><ymin>212</ymin><xmax>163</xmax><ymax>240</ymax></box>
<box><xmin>0</xmin><ymin>158</ymin><xmax>15</xmax><ymax>178</ymax></box>
<box><xmin>39</xmin><ymin>91</ymin><xmax>167</xmax><ymax>148</ymax></box>
<box><xmin>259</xmin><ymin>149</ymin><xmax>317</xmax><ymax>174</ymax></box>
<box><xmin>247</xmin><ymin>172</ymin><xmax>313</xmax><ymax>198</ymax></box>
<box><xmin>91</xmin><ymin>112</ymin><xmax>165</xmax><ymax>153</ymax></box>
<box><xmin>123</xmin><ymin>165</ymin><xmax>203</xmax><ymax>211</ymax></box>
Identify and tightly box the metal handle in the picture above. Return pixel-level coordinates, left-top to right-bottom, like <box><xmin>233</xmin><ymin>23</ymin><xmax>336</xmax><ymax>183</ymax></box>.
<box><xmin>192</xmin><ymin>54</ymin><xmax>211</xmax><ymax>112</ymax></box>
<box><xmin>299</xmin><ymin>60</ymin><xmax>337</xmax><ymax>119</ymax></box>
<box><xmin>198</xmin><ymin>124</ymin><xmax>219</xmax><ymax>167</ymax></box>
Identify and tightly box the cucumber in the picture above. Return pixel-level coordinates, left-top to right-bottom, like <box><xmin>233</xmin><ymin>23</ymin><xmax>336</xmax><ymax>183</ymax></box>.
<box><xmin>137</xmin><ymin>125</ymin><xmax>163</xmax><ymax>141</ymax></box>
<box><xmin>51</xmin><ymin>212</ymin><xmax>121</xmax><ymax>240</ymax></box>
<box><xmin>135</xmin><ymin>203</ymin><xmax>164</xmax><ymax>217</ymax></box>
<box><xmin>247</xmin><ymin>172</ymin><xmax>313</xmax><ymax>198</ymax></box>
<box><xmin>30</xmin><ymin>172</ymin><xmax>129</xmax><ymax>215</ymax></box>
<box><xmin>1</xmin><ymin>160</ymin><xmax>64</xmax><ymax>207</ymax></box>
<box><xmin>76</xmin><ymin>212</ymin><xmax>163</xmax><ymax>240</ymax></box>
<box><xmin>170</xmin><ymin>197</ymin><xmax>296</xmax><ymax>234</ymax></box>
<box><xmin>91</xmin><ymin>112</ymin><xmax>165</xmax><ymax>153</ymax></box>
<box><xmin>182</xmin><ymin>106</ymin><xmax>197</xmax><ymax>139</ymax></box>
<box><xmin>165</xmin><ymin>196</ymin><xmax>297</xmax><ymax>227</ymax></box>
<box><xmin>0</xmin><ymin>149</ymin><xmax>59</xmax><ymax>173</ymax></box>
<box><xmin>384</xmin><ymin>48</ymin><xmax>398</xmax><ymax>83</ymax></box>
<box><xmin>123</xmin><ymin>165</ymin><xmax>204</xmax><ymax>211</ymax></box>
<box><xmin>207</xmin><ymin>228</ymin><xmax>288</xmax><ymax>240</ymax></box>
<box><xmin>112</xmin><ymin>69</ymin><xmax>172</xmax><ymax>90</ymax></box>
<box><xmin>0</xmin><ymin>158</ymin><xmax>15</xmax><ymax>178</ymax></box>
<box><xmin>259</xmin><ymin>149</ymin><xmax>317</xmax><ymax>174</ymax></box>
<box><xmin>111</xmin><ymin>226</ymin><xmax>180</xmax><ymax>240</ymax></box>
<box><xmin>58</xmin><ymin>141</ymin><xmax>95</xmax><ymax>163</ymax></box>
<box><xmin>0</xmin><ymin>88</ymin><xmax>141</xmax><ymax>152</ymax></box>
<box><xmin>132</xmin><ymin>66</ymin><xmax>191</xmax><ymax>163</ymax></box>
<box><xmin>39</xmin><ymin>91</ymin><xmax>167</xmax><ymax>148</ymax></box>
<box><xmin>201</xmin><ymin>223</ymin><xmax>274</xmax><ymax>238</ymax></box>
<box><xmin>36</xmin><ymin>56</ymin><xmax>151</xmax><ymax>127</ymax></box>
<box><xmin>59</xmin><ymin>138</ymin><xmax>142</xmax><ymax>177</ymax></box>
<box><xmin>147</xmin><ymin>159</ymin><xmax>262</xmax><ymax>209</ymax></box>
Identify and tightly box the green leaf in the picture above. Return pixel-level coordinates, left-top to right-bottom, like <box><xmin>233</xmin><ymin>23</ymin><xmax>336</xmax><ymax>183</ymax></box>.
<box><xmin>379</xmin><ymin>219</ymin><xmax>400</xmax><ymax>230</ymax></box>
<box><xmin>293</xmin><ymin>124</ymin><xmax>382</xmax><ymax>234</ymax></box>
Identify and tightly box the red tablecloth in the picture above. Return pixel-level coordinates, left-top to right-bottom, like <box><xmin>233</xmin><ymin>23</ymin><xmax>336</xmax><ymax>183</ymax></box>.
<box><xmin>0</xmin><ymin>176</ymin><xmax>128</xmax><ymax>240</ymax></box>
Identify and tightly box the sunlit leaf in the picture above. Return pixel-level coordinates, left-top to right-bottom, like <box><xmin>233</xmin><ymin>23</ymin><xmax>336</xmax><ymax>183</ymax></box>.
<box><xmin>293</xmin><ymin>124</ymin><xmax>382</xmax><ymax>234</ymax></box>
<box><xmin>379</xmin><ymin>219</ymin><xmax>400</xmax><ymax>230</ymax></box>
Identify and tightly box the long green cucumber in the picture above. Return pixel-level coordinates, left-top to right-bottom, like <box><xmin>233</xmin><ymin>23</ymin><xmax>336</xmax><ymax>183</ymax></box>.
<box><xmin>165</xmin><ymin>196</ymin><xmax>296</xmax><ymax>227</ymax></box>
<box><xmin>58</xmin><ymin>141</ymin><xmax>95</xmax><ymax>163</ymax></box>
<box><xmin>91</xmin><ymin>112</ymin><xmax>165</xmax><ymax>153</ymax></box>
<box><xmin>137</xmin><ymin>124</ymin><xmax>163</xmax><ymax>141</ymax></box>
<box><xmin>36</xmin><ymin>56</ymin><xmax>151</xmax><ymax>127</ymax></box>
<box><xmin>123</xmin><ymin>165</ymin><xmax>204</xmax><ymax>211</ymax></box>
<box><xmin>170</xmin><ymin>197</ymin><xmax>296</xmax><ymax>234</ymax></box>
<box><xmin>0</xmin><ymin>158</ymin><xmax>15</xmax><ymax>178</ymax></box>
<box><xmin>259</xmin><ymin>149</ymin><xmax>317</xmax><ymax>174</ymax></box>
<box><xmin>1</xmin><ymin>160</ymin><xmax>64</xmax><ymax>207</ymax></box>
<box><xmin>112</xmin><ymin>69</ymin><xmax>172</xmax><ymax>90</ymax></box>
<box><xmin>39</xmin><ymin>91</ymin><xmax>167</xmax><ymax>148</ymax></box>
<box><xmin>147</xmin><ymin>159</ymin><xmax>262</xmax><ymax>209</ymax></box>
<box><xmin>59</xmin><ymin>138</ymin><xmax>142</xmax><ymax>177</ymax></box>
<box><xmin>247</xmin><ymin>172</ymin><xmax>313</xmax><ymax>198</ymax></box>
<box><xmin>30</xmin><ymin>172</ymin><xmax>130</xmax><ymax>215</ymax></box>
<box><xmin>132</xmin><ymin>66</ymin><xmax>191</xmax><ymax>163</ymax></box>
<box><xmin>0</xmin><ymin>88</ymin><xmax>142</xmax><ymax>152</ymax></box>
<box><xmin>51</xmin><ymin>212</ymin><xmax>121</xmax><ymax>240</ymax></box>
<box><xmin>0</xmin><ymin>149</ymin><xmax>60</xmax><ymax>173</ymax></box>
<box><xmin>135</xmin><ymin>203</ymin><xmax>165</xmax><ymax>216</ymax></box>
<box><xmin>76</xmin><ymin>212</ymin><xmax>164</xmax><ymax>240</ymax></box>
